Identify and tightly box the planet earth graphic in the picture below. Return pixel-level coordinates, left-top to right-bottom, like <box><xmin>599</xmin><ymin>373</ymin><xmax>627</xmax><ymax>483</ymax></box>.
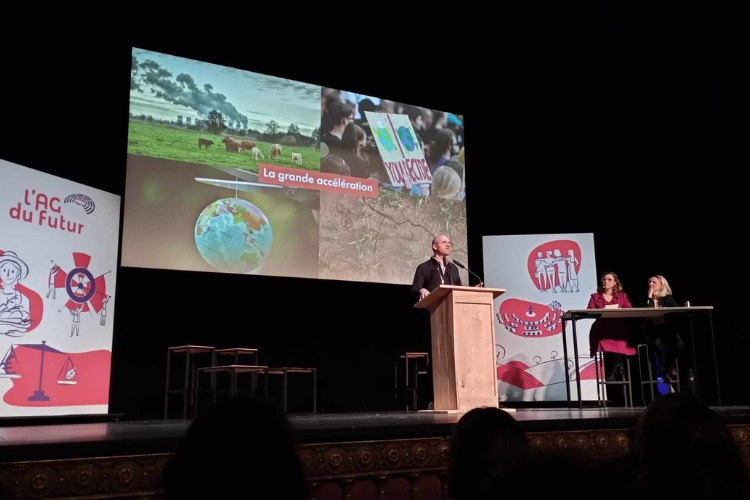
<box><xmin>195</xmin><ymin>198</ymin><xmax>273</xmax><ymax>274</ymax></box>
<box><xmin>397</xmin><ymin>126</ymin><xmax>416</xmax><ymax>151</ymax></box>
<box><xmin>374</xmin><ymin>123</ymin><xmax>396</xmax><ymax>152</ymax></box>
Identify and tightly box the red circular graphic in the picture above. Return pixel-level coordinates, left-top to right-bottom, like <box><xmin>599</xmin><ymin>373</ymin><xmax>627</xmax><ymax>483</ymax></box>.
<box><xmin>527</xmin><ymin>240</ymin><xmax>582</xmax><ymax>292</ymax></box>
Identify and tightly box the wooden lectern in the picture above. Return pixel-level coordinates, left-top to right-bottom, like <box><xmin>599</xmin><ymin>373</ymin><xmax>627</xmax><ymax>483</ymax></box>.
<box><xmin>415</xmin><ymin>285</ymin><xmax>506</xmax><ymax>411</ymax></box>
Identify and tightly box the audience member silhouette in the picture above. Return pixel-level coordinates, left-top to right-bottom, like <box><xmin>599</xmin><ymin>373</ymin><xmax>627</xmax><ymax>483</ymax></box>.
<box><xmin>448</xmin><ymin>407</ymin><xmax>531</xmax><ymax>499</ymax></box>
<box><xmin>163</xmin><ymin>397</ymin><xmax>305</xmax><ymax>499</ymax></box>
<box><xmin>633</xmin><ymin>393</ymin><xmax>750</xmax><ymax>499</ymax></box>
<box><xmin>487</xmin><ymin>454</ymin><xmax>596</xmax><ymax>500</ymax></box>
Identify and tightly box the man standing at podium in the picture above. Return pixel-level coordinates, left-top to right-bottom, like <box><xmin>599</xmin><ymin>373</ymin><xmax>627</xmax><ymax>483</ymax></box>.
<box><xmin>411</xmin><ymin>235</ymin><xmax>461</xmax><ymax>301</ymax></box>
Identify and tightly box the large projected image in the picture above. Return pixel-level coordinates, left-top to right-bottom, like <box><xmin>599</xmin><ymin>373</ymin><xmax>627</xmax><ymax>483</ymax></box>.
<box><xmin>123</xmin><ymin>48</ymin><xmax>467</xmax><ymax>284</ymax></box>
<box><xmin>0</xmin><ymin>160</ymin><xmax>120</xmax><ymax>417</ymax></box>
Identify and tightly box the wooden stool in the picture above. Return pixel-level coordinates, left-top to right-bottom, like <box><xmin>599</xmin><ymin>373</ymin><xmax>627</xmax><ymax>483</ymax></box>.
<box><xmin>394</xmin><ymin>352</ymin><xmax>429</xmax><ymax>411</ymax></box>
<box><xmin>214</xmin><ymin>348</ymin><xmax>259</xmax><ymax>365</ymax></box>
<box><xmin>195</xmin><ymin>365</ymin><xmax>268</xmax><ymax>416</ymax></box>
<box><xmin>264</xmin><ymin>367</ymin><xmax>317</xmax><ymax>414</ymax></box>
<box><xmin>214</xmin><ymin>348</ymin><xmax>259</xmax><ymax>393</ymax></box>
<box><xmin>164</xmin><ymin>345</ymin><xmax>214</xmax><ymax>419</ymax></box>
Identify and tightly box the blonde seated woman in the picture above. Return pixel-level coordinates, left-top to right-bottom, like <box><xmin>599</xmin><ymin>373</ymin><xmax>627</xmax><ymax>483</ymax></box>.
<box><xmin>645</xmin><ymin>275</ymin><xmax>682</xmax><ymax>381</ymax></box>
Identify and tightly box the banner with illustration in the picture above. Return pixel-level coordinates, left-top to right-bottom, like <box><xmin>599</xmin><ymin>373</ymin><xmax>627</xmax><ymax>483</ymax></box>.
<box><xmin>0</xmin><ymin>159</ymin><xmax>120</xmax><ymax>417</ymax></box>
<box><xmin>483</xmin><ymin>234</ymin><xmax>598</xmax><ymax>402</ymax></box>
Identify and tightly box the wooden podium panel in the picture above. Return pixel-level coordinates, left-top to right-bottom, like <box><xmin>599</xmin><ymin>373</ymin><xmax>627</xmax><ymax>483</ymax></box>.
<box><xmin>416</xmin><ymin>286</ymin><xmax>505</xmax><ymax>411</ymax></box>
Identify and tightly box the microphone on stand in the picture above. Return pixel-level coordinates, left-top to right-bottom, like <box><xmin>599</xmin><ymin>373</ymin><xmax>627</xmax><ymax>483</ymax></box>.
<box><xmin>451</xmin><ymin>260</ymin><xmax>484</xmax><ymax>286</ymax></box>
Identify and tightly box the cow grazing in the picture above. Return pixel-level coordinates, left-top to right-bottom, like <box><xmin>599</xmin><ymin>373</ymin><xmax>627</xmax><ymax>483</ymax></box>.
<box><xmin>251</xmin><ymin>147</ymin><xmax>264</xmax><ymax>160</ymax></box>
<box><xmin>222</xmin><ymin>136</ymin><xmax>241</xmax><ymax>152</ymax></box>
<box><xmin>198</xmin><ymin>138</ymin><xmax>214</xmax><ymax>150</ymax></box>
<box><xmin>291</xmin><ymin>153</ymin><xmax>303</xmax><ymax>165</ymax></box>
<box><xmin>269</xmin><ymin>144</ymin><xmax>282</xmax><ymax>159</ymax></box>
<box><xmin>241</xmin><ymin>140</ymin><xmax>256</xmax><ymax>152</ymax></box>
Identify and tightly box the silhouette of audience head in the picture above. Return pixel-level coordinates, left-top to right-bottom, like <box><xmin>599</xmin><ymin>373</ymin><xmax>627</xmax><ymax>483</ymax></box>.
<box><xmin>448</xmin><ymin>407</ymin><xmax>530</xmax><ymax>499</ymax></box>
<box><xmin>634</xmin><ymin>393</ymin><xmax>750</xmax><ymax>498</ymax></box>
<box><xmin>487</xmin><ymin>453</ymin><xmax>594</xmax><ymax>500</ymax></box>
<box><xmin>164</xmin><ymin>397</ymin><xmax>305</xmax><ymax>499</ymax></box>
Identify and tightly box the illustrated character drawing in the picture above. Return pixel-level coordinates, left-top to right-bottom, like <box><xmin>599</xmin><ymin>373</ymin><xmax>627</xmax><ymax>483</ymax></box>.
<box><xmin>553</xmin><ymin>249</ymin><xmax>568</xmax><ymax>293</ymax></box>
<box><xmin>100</xmin><ymin>295</ymin><xmax>110</xmax><ymax>326</ymax></box>
<box><xmin>70</xmin><ymin>305</ymin><xmax>82</xmax><ymax>337</ymax></box>
<box><xmin>566</xmin><ymin>249</ymin><xmax>579</xmax><ymax>292</ymax></box>
<box><xmin>534</xmin><ymin>251</ymin><xmax>548</xmax><ymax>291</ymax></box>
<box><xmin>544</xmin><ymin>251</ymin><xmax>557</xmax><ymax>292</ymax></box>
<box><xmin>47</xmin><ymin>262</ymin><xmax>60</xmax><ymax>299</ymax></box>
<box><xmin>0</xmin><ymin>251</ymin><xmax>31</xmax><ymax>336</ymax></box>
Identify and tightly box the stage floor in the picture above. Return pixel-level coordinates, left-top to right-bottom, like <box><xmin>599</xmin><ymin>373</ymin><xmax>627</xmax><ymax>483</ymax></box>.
<box><xmin>2</xmin><ymin>407</ymin><xmax>750</xmax><ymax>461</ymax></box>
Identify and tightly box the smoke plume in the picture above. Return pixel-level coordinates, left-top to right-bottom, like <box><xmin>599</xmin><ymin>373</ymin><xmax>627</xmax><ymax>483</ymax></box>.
<box><xmin>134</xmin><ymin>59</ymin><xmax>248</xmax><ymax>127</ymax></box>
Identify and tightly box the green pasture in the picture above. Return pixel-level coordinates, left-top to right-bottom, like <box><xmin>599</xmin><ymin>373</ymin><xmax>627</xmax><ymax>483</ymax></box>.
<box><xmin>127</xmin><ymin>121</ymin><xmax>320</xmax><ymax>172</ymax></box>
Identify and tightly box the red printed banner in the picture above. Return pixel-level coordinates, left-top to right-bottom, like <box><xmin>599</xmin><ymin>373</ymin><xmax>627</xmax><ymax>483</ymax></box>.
<box><xmin>2</xmin><ymin>345</ymin><xmax>111</xmax><ymax>407</ymax></box>
<box><xmin>258</xmin><ymin>164</ymin><xmax>378</xmax><ymax>198</ymax></box>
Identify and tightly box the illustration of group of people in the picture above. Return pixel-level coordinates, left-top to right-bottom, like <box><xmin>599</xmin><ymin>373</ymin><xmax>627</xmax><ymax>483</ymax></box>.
<box><xmin>0</xmin><ymin>251</ymin><xmax>111</xmax><ymax>339</ymax></box>
<box><xmin>50</xmin><ymin>259</ymin><xmax>111</xmax><ymax>336</ymax></box>
<box><xmin>533</xmin><ymin>249</ymin><xmax>580</xmax><ymax>293</ymax></box>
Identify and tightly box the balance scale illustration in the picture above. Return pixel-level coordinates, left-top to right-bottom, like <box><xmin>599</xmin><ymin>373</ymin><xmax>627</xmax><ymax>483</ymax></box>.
<box><xmin>0</xmin><ymin>341</ymin><xmax>78</xmax><ymax>401</ymax></box>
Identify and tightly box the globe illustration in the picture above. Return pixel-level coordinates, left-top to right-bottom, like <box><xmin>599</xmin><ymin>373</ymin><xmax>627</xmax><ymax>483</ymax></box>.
<box><xmin>374</xmin><ymin>123</ymin><xmax>395</xmax><ymax>152</ymax></box>
<box><xmin>195</xmin><ymin>198</ymin><xmax>273</xmax><ymax>274</ymax></box>
<box><xmin>397</xmin><ymin>126</ymin><xmax>416</xmax><ymax>151</ymax></box>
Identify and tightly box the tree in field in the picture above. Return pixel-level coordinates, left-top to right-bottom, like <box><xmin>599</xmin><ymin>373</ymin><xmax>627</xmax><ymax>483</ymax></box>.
<box><xmin>207</xmin><ymin>110</ymin><xmax>226</xmax><ymax>134</ymax></box>
<box><xmin>265</xmin><ymin>120</ymin><xmax>280</xmax><ymax>135</ymax></box>
<box><xmin>287</xmin><ymin>123</ymin><xmax>300</xmax><ymax>136</ymax></box>
<box><xmin>311</xmin><ymin>127</ymin><xmax>319</xmax><ymax>143</ymax></box>
<box><xmin>280</xmin><ymin>135</ymin><xmax>297</xmax><ymax>146</ymax></box>
<box><xmin>131</xmin><ymin>55</ymin><xmax>142</xmax><ymax>92</ymax></box>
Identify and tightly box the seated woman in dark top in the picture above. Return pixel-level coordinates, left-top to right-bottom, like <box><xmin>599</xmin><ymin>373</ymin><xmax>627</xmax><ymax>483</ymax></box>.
<box><xmin>644</xmin><ymin>275</ymin><xmax>682</xmax><ymax>381</ymax></box>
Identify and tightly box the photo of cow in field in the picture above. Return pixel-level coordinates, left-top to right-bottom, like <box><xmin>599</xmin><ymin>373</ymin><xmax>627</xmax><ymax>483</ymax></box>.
<box><xmin>269</xmin><ymin>144</ymin><xmax>282</xmax><ymax>160</ymax></box>
<box><xmin>222</xmin><ymin>137</ymin><xmax>241</xmax><ymax>152</ymax></box>
<box><xmin>251</xmin><ymin>147</ymin><xmax>264</xmax><ymax>160</ymax></box>
<box><xmin>128</xmin><ymin>48</ymin><xmax>321</xmax><ymax>174</ymax></box>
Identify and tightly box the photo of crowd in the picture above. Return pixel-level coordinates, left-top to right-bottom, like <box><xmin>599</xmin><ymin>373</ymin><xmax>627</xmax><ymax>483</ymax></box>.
<box><xmin>320</xmin><ymin>88</ymin><xmax>466</xmax><ymax>201</ymax></box>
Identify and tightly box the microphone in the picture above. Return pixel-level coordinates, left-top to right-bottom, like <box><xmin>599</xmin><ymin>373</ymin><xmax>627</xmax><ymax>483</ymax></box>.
<box><xmin>451</xmin><ymin>260</ymin><xmax>483</xmax><ymax>286</ymax></box>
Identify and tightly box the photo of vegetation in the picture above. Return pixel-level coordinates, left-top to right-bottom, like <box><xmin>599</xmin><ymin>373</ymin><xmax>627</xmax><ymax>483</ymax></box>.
<box><xmin>319</xmin><ymin>188</ymin><xmax>468</xmax><ymax>284</ymax></box>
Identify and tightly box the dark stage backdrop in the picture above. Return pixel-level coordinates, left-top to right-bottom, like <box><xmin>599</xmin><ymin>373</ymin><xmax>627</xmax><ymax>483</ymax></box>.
<box><xmin>1</xmin><ymin>11</ymin><xmax>741</xmax><ymax>418</ymax></box>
